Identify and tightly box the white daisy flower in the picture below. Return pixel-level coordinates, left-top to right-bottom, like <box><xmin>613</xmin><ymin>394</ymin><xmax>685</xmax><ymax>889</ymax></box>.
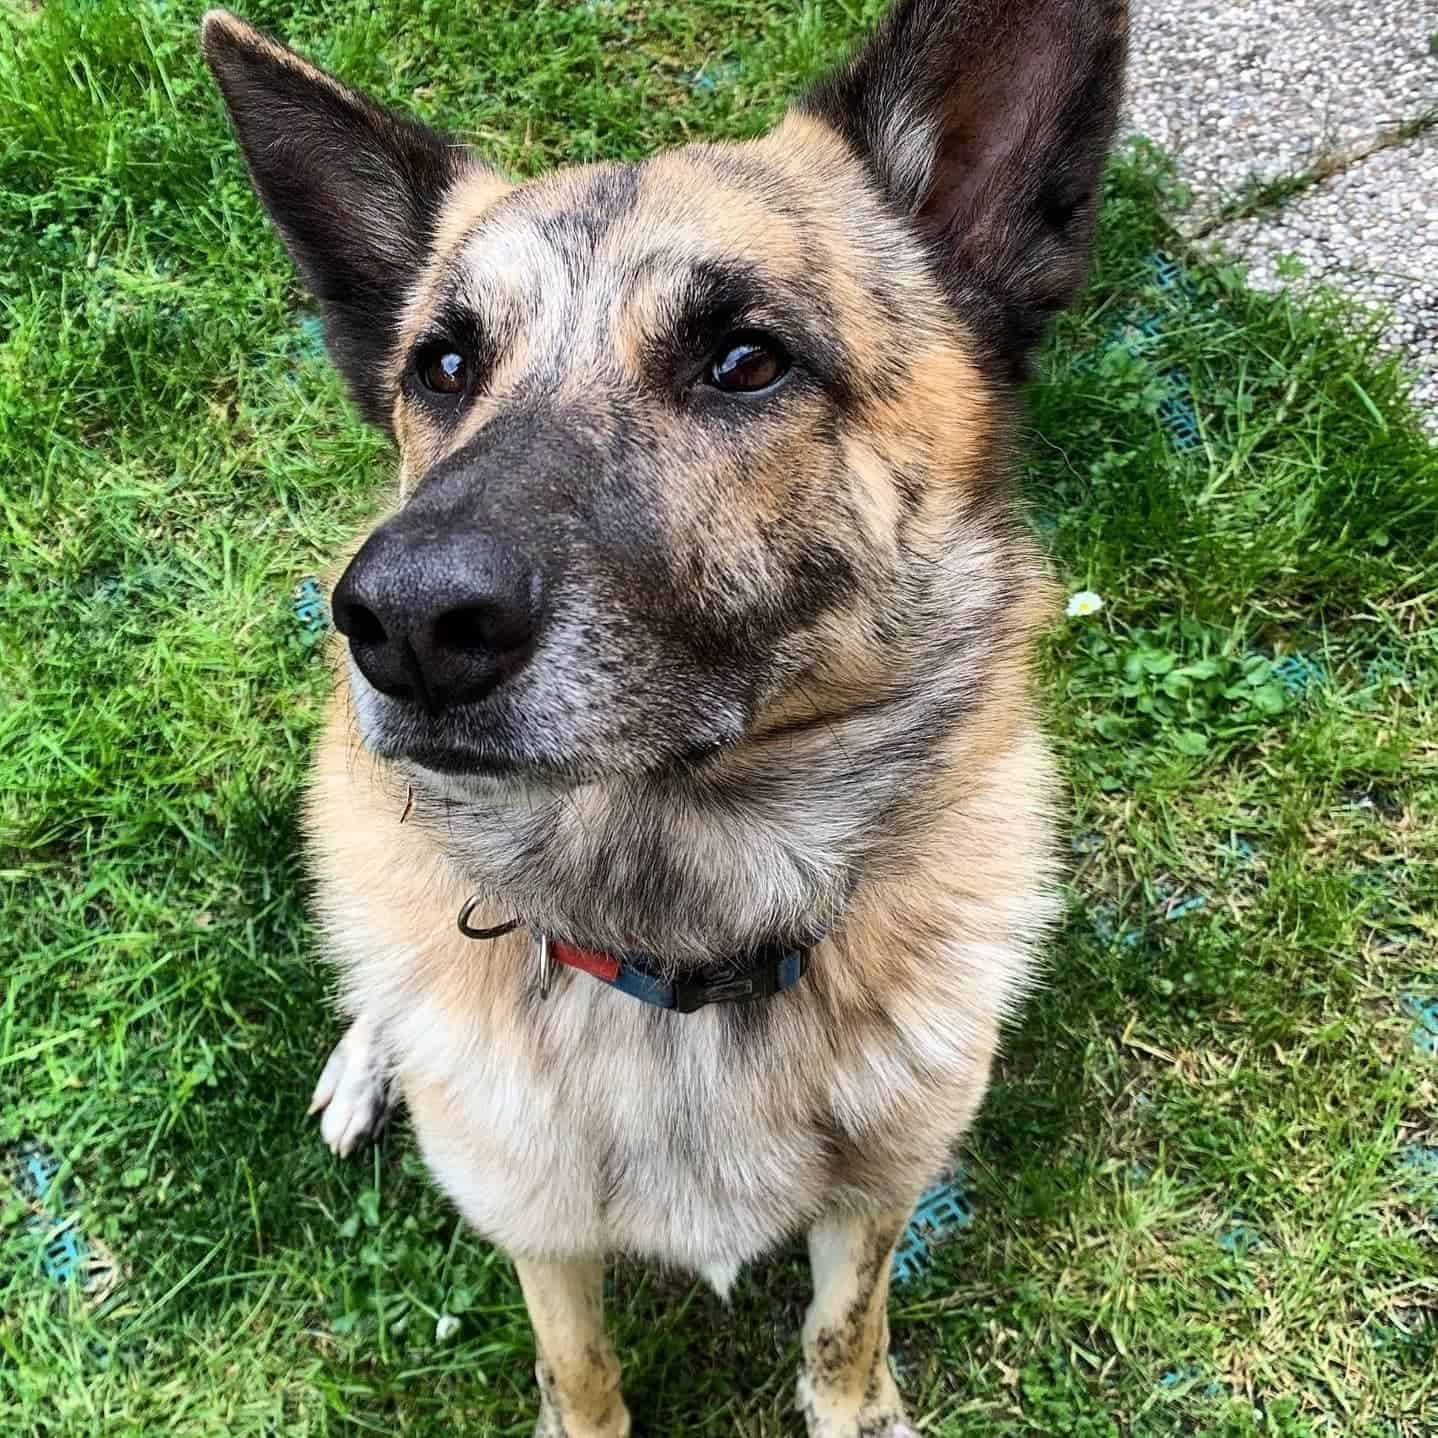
<box><xmin>1066</xmin><ymin>590</ymin><xmax>1104</xmax><ymax>618</ymax></box>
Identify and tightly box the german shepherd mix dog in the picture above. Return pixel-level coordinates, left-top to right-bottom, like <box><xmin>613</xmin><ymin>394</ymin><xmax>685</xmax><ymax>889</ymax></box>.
<box><xmin>203</xmin><ymin>1</ymin><xmax>1125</xmax><ymax>1431</ymax></box>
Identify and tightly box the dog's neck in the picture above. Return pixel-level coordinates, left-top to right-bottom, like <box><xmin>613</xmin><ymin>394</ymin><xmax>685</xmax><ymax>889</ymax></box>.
<box><xmin>410</xmin><ymin>714</ymin><xmax>902</xmax><ymax>967</ymax></box>
<box><xmin>408</xmin><ymin>579</ymin><xmax>1017</xmax><ymax>968</ymax></box>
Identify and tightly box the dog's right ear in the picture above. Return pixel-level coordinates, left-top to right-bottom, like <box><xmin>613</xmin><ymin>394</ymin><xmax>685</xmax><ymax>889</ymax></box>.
<box><xmin>803</xmin><ymin>0</ymin><xmax>1127</xmax><ymax>382</ymax></box>
<box><xmin>201</xmin><ymin>9</ymin><xmax>473</xmax><ymax>430</ymax></box>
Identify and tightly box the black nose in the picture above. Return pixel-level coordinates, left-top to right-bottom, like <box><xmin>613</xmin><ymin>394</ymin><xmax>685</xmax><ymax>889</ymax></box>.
<box><xmin>331</xmin><ymin>516</ymin><xmax>541</xmax><ymax>715</ymax></box>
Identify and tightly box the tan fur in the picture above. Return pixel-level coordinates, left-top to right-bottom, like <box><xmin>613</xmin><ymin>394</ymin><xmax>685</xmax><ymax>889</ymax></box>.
<box><xmin>392</xmin><ymin>167</ymin><xmax>514</xmax><ymax>482</ymax></box>
<box><xmin>515</xmin><ymin>1257</ymin><xmax>630</xmax><ymax>1438</ymax></box>
<box><xmin>800</xmin><ymin>1210</ymin><xmax>915</xmax><ymax>1438</ymax></box>
<box><xmin>306</xmin><ymin>678</ymin><xmax>1059</xmax><ymax>1256</ymax></box>
<box><xmin>200</xmin><ymin>1</ymin><xmax>1128</xmax><ymax>1430</ymax></box>
<box><xmin>300</xmin><ymin>92</ymin><xmax>1061</xmax><ymax>1437</ymax></box>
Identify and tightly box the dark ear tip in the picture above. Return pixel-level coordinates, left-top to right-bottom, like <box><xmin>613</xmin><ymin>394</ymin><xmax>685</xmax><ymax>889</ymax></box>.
<box><xmin>199</xmin><ymin>9</ymin><xmax>257</xmax><ymax>66</ymax></box>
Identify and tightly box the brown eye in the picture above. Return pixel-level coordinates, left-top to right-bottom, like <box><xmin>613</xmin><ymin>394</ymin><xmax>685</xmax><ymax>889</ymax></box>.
<box><xmin>707</xmin><ymin>332</ymin><xmax>789</xmax><ymax>393</ymax></box>
<box><xmin>416</xmin><ymin>344</ymin><xmax>469</xmax><ymax>396</ymax></box>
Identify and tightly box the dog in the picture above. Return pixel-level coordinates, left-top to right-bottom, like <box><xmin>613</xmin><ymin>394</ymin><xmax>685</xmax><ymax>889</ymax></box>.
<box><xmin>202</xmin><ymin>2</ymin><xmax>1126</xmax><ymax>1432</ymax></box>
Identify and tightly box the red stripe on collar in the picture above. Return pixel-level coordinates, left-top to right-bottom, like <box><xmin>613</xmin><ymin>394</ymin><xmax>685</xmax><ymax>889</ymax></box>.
<box><xmin>550</xmin><ymin>939</ymin><xmax>622</xmax><ymax>983</ymax></box>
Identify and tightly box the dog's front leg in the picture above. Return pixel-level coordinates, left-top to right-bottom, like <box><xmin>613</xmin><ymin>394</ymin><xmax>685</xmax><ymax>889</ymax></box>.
<box><xmin>308</xmin><ymin>1014</ymin><xmax>394</xmax><ymax>1156</ymax></box>
<box><xmin>797</xmin><ymin>1208</ymin><xmax>916</xmax><ymax>1438</ymax></box>
<box><xmin>513</xmin><ymin>1255</ymin><xmax>630</xmax><ymax>1438</ymax></box>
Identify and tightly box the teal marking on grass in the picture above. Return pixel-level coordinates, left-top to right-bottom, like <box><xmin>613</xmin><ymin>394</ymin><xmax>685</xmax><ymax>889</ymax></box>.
<box><xmin>296</xmin><ymin>313</ymin><xmax>326</xmax><ymax>357</ymax></box>
<box><xmin>1091</xmin><ymin>899</ymin><xmax>1142</xmax><ymax>948</ymax></box>
<box><xmin>1090</xmin><ymin>884</ymin><xmax>1210</xmax><ymax>954</ymax></box>
<box><xmin>6</xmin><ymin>1143</ymin><xmax>91</xmax><ymax>1286</ymax></box>
<box><xmin>1163</xmin><ymin>895</ymin><xmax>1207</xmax><ymax>921</ymax></box>
<box><xmin>1363</xmin><ymin>656</ymin><xmax>1406</xmax><ymax>686</ymax></box>
<box><xmin>1400</xmin><ymin>995</ymin><xmax>1438</xmax><ymax>1058</ymax></box>
<box><xmin>1157</xmin><ymin>371</ymin><xmax>1201</xmax><ymax>451</ymax></box>
<box><xmin>1142</xmin><ymin>254</ymin><xmax>1201</xmax><ymax>450</ymax></box>
<box><xmin>1158</xmin><ymin>1365</ymin><xmax>1223</xmax><ymax>1398</ymax></box>
<box><xmin>1398</xmin><ymin>1145</ymin><xmax>1438</xmax><ymax>1219</ymax></box>
<box><xmin>292</xmin><ymin>576</ymin><xmax>327</xmax><ymax>646</ymax></box>
<box><xmin>1073</xmin><ymin>253</ymin><xmax>1204</xmax><ymax>452</ymax></box>
<box><xmin>40</xmin><ymin>1223</ymin><xmax>89</xmax><ymax>1285</ymax></box>
<box><xmin>1272</xmin><ymin>652</ymin><xmax>1324</xmax><ymax>695</ymax></box>
<box><xmin>1348</xmin><ymin>865</ymin><xmax>1422</xmax><ymax>949</ymax></box>
<box><xmin>1217</xmin><ymin>1217</ymin><xmax>1264</xmax><ymax>1255</ymax></box>
<box><xmin>1149</xmin><ymin>255</ymin><xmax>1188</xmax><ymax>292</ymax></box>
<box><xmin>686</xmin><ymin>60</ymin><xmax>740</xmax><ymax>91</ymax></box>
<box><xmin>1400</xmin><ymin>1145</ymin><xmax>1438</xmax><ymax>1179</ymax></box>
<box><xmin>892</xmin><ymin>1171</ymin><xmax>973</xmax><ymax>1284</ymax></box>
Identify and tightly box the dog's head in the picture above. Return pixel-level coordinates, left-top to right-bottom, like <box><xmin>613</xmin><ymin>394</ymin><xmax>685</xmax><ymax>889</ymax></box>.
<box><xmin>203</xmin><ymin>1</ymin><xmax>1125</xmax><ymax>787</ymax></box>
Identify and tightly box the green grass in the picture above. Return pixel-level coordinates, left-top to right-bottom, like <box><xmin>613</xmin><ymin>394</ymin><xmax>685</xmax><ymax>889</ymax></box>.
<box><xmin>2</xmin><ymin>2</ymin><xmax>1436</xmax><ymax>1434</ymax></box>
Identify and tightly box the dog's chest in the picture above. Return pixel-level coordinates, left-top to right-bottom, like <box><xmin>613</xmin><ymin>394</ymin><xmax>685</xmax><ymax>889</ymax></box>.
<box><xmin>310</xmin><ymin>720</ymin><xmax>1056</xmax><ymax>1273</ymax></box>
<box><xmin>392</xmin><ymin>976</ymin><xmax>854</xmax><ymax>1271</ymax></box>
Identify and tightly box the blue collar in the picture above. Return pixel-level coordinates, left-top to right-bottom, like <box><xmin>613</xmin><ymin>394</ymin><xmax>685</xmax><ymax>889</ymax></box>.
<box><xmin>455</xmin><ymin>901</ymin><xmax>811</xmax><ymax>1014</ymax></box>
<box><xmin>548</xmin><ymin>935</ymin><xmax>809</xmax><ymax>1013</ymax></box>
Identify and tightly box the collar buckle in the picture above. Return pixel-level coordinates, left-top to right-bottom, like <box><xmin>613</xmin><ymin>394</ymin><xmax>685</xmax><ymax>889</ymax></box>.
<box><xmin>671</xmin><ymin>945</ymin><xmax>807</xmax><ymax>1014</ymax></box>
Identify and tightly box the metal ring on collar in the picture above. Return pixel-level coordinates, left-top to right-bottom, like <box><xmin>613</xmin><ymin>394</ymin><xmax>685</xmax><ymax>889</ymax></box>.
<box><xmin>456</xmin><ymin>897</ymin><xmax>521</xmax><ymax>942</ymax></box>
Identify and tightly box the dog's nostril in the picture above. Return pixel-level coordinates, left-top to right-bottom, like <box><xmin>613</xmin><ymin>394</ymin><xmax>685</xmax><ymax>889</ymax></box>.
<box><xmin>433</xmin><ymin>603</ymin><xmax>533</xmax><ymax>656</ymax></box>
<box><xmin>331</xmin><ymin>522</ymin><xmax>541</xmax><ymax>711</ymax></box>
<box><xmin>341</xmin><ymin>602</ymin><xmax>387</xmax><ymax>646</ymax></box>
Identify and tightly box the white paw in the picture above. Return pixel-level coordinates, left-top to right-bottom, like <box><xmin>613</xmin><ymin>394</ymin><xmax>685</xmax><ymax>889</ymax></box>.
<box><xmin>796</xmin><ymin>1370</ymin><xmax>915</xmax><ymax>1438</ymax></box>
<box><xmin>308</xmin><ymin>1018</ymin><xmax>393</xmax><ymax>1157</ymax></box>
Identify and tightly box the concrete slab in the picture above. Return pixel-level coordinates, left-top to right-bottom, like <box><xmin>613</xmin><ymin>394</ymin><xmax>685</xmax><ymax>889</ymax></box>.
<box><xmin>1207</xmin><ymin>131</ymin><xmax>1438</xmax><ymax>423</ymax></box>
<box><xmin>1126</xmin><ymin>0</ymin><xmax>1438</xmax><ymax>224</ymax></box>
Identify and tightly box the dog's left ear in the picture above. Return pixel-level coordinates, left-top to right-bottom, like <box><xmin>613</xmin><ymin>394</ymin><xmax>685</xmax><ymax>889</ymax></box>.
<box><xmin>803</xmin><ymin>0</ymin><xmax>1127</xmax><ymax>379</ymax></box>
<box><xmin>201</xmin><ymin>9</ymin><xmax>473</xmax><ymax>429</ymax></box>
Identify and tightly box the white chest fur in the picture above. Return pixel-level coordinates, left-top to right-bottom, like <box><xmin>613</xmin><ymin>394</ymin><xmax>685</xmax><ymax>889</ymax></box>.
<box><xmin>306</xmin><ymin>717</ymin><xmax>1060</xmax><ymax>1275</ymax></box>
